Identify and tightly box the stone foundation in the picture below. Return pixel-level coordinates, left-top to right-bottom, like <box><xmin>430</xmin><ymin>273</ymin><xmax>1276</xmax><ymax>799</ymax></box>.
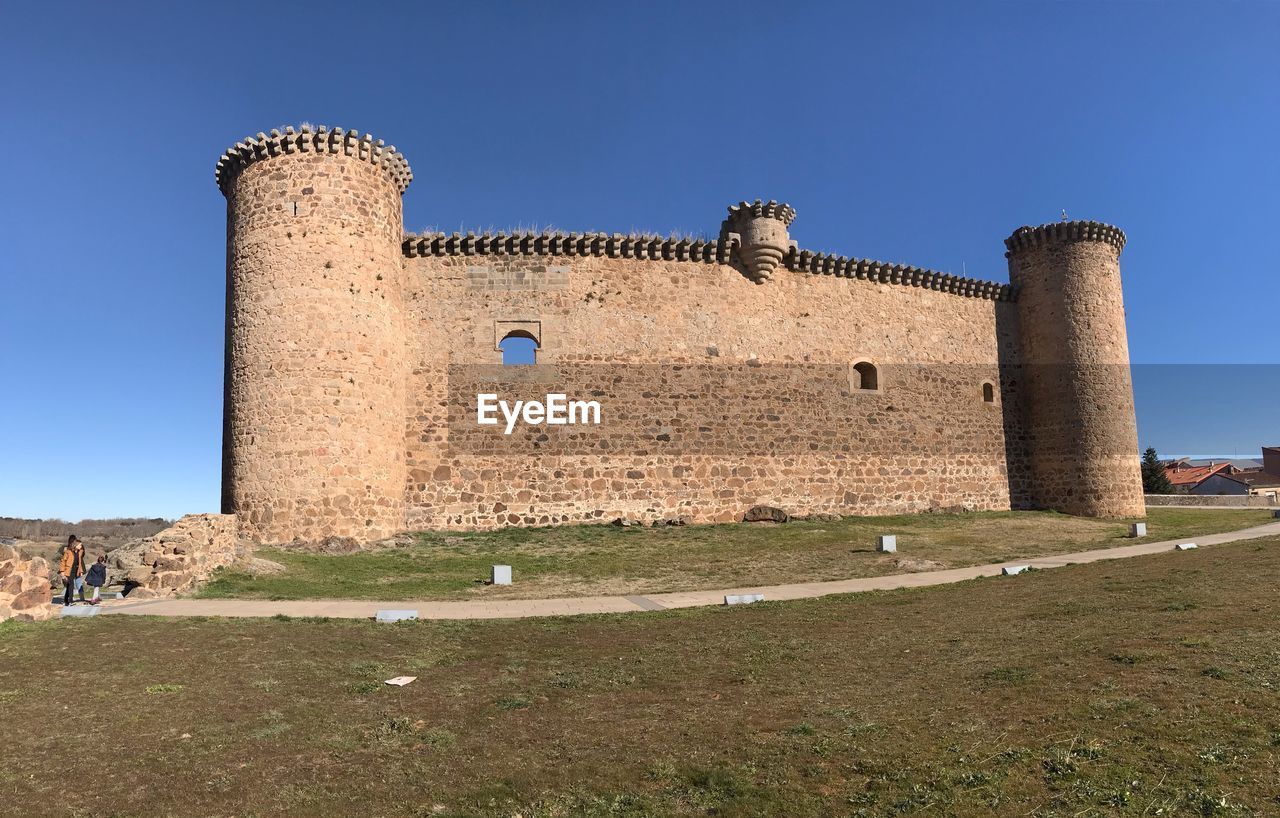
<box><xmin>109</xmin><ymin>514</ymin><xmax>244</xmax><ymax>600</ymax></box>
<box><xmin>0</xmin><ymin>545</ymin><xmax>55</xmax><ymax>623</ymax></box>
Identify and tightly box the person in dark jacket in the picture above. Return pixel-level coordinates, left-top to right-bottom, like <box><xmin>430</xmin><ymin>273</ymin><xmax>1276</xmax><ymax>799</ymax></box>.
<box><xmin>58</xmin><ymin>535</ymin><xmax>86</xmax><ymax>606</ymax></box>
<box><xmin>85</xmin><ymin>555</ymin><xmax>108</xmax><ymax>605</ymax></box>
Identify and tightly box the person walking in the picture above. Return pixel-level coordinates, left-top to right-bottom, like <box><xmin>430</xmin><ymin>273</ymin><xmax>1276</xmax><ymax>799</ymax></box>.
<box><xmin>84</xmin><ymin>555</ymin><xmax>108</xmax><ymax>605</ymax></box>
<box><xmin>58</xmin><ymin>535</ymin><xmax>87</xmax><ymax>606</ymax></box>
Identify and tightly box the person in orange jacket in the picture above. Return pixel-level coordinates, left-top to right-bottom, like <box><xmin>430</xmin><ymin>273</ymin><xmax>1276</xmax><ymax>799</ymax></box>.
<box><xmin>58</xmin><ymin>535</ymin><xmax>86</xmax><ymax>606</ymax></box>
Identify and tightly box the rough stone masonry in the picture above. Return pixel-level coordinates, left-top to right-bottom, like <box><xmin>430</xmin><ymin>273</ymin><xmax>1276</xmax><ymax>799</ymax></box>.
<box><xmin>217</xmin><ymin>124</ymin><xmax>1144</xmax><ymax>546</ymax></box>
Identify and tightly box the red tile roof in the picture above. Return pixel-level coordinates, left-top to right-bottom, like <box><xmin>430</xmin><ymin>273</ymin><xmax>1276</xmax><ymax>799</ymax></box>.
<box><xmin>1164</xmin><ymin>462</ymin><xmax>1231</xmax><ymax>488</ymax></box>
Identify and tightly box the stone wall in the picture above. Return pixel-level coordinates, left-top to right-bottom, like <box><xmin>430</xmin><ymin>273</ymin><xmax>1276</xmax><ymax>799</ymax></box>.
<box><xmin>109</xmin><ymin>514</ymin><xmax>243</xmax><ymax>599</ymax></box>
<box><xmin>403</xmin><ymin>250</ymin><xmax>1027</xmax><ymax>529</ymax></box>
<box><xmin>1145</xmin><ymin>494</ymin><xmax>1279</xmax><ymax>508</ymax></box>
<box><xmin>0</xmin><ymin>545</ymin><xmax>54</xmax><ymax>623</ymax></box>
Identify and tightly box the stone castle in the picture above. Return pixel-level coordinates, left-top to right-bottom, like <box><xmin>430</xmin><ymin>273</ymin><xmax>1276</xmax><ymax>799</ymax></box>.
<box><xmin>217</xmin><ymin>123</ymin><xmax>1144</xmax><ymax>546</ymax></box>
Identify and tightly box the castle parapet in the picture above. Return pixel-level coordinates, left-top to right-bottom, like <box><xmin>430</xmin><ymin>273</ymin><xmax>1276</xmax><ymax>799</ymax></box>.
<box><xmin>215</xmin><ymin>124</ymin><xmax>413</xmax><ymax>196</ymax></box>
<box><xmin>1004</xmin><ymin>220</ymin><xmax>1127</xmax><ymax>257</ymax></box>
<box><xmin>402</xmin><ymin>226</ymin><xmax>1014</xmax><ymax>301</ymax></box>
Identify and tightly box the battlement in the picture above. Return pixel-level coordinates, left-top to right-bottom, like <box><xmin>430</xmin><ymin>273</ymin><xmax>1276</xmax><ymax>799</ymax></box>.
<box><xmin>726</xmin><ymin>199</ymin><xmax>797</xmax><ymax>227</ymax></box>
<box><xmin>402</xmin><ymin>229</ymin><xmax>1014</xmax><ymax>301</ymax></box>
<box><xmin>214</xmin><ymin>124</ymin><xmax>413</xmax><ymax>196</ymax></box>
<box><xmin>1003</xmin><ymin>220</ymin><xmax>1126</xmax><ymax>258</ymax></box>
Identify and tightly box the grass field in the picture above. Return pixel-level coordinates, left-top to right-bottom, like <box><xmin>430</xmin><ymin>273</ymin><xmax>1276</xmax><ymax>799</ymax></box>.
<box><xmin>3</xmin><ymin>535</ymin><xmax>1280</xmax><ymax>816</ymax></box>
<box><xmin>197</xmin><ymin>507</ymin><xmax>1273</xmax><ymax>601</ymax></box>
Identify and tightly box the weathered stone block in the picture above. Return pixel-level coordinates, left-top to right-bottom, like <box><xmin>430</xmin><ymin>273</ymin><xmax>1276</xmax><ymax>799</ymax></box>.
<box><xmin>9</xmin><ymin>588</ymin><xmax>51</xmax><ymax>610</ymax></box>
<box><xmin>126</xmin><ymin>566</ymin><xmax>152</xmax><ymax>585</ymax></box>
<box><xmin>375</xmin><ymin>610</ymin><xmax>418</xmax><ymax>622</ymax></box>
<box><xmin>724</xmin><ymin>593</ymin><xmax>765</xmax><ymax>605</ymax></box>
<box><xmin>743</xmin><ymin>506</ymin><xmax>789</xmax><ymax>524</ymax></box>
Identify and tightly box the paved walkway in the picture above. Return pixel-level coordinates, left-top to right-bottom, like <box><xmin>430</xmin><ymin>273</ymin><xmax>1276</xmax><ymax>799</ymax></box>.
<box><xmin>101</xmin><ymin>520</ymin><xmax>1280</xmax><ymax>621</ymax></box>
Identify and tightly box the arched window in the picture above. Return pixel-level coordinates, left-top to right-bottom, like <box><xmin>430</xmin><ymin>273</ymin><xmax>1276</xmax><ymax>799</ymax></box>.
<box><xmin>982</xmin><ymin>382</ymin><xmax>995</xmax><ymax>403</ymax></box>
<box><xmin>852</xmin><ymin>361</ymin><xmax>879</xmax><ymax>392</ymax></box>
<box><xmin>499</xmin><ymin>331</ymin><xmax>538</xmax><ymax>366</ymax></box>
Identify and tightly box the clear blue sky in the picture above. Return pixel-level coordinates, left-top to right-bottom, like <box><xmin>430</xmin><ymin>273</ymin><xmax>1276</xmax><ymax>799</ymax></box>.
<box><xmin>1</xmin><ymin>1</ymin><xmax>1276</xmax><ymax>520</ymax></box>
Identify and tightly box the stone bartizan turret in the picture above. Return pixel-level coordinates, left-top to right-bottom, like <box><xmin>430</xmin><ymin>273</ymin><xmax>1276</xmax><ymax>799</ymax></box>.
<box><xmin>722</xmin><ymin>199</ymin><xmax>797</xmax><ymax>283</ymax></box>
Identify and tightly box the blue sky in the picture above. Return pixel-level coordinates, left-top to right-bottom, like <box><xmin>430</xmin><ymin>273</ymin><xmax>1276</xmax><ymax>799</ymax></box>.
<box><xmin>1</xmin><ymin>0</ymin><xmax>1276</xmax><ymax>520</ymax></box>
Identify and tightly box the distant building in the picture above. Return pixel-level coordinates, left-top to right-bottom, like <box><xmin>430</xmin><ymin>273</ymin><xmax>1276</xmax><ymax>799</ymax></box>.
<box><xmin>1215</xmin><ymin>471</ymin><xmax>1280</xmax><ymax>501</ymax></box>
<box><xmin>1192</xmin><ymin>472</ymin><xmax>1250</xmax><ymax>496</ymax></box>
<box><xmin>1170</xmin><ymin>447</ymin><xmax>1280</xmax><ymax>501</ymax></box>
<box><xmin>1164</xmin><ymin>461</ymin><xmax>1235</xmax><ymax>494</ymax></box>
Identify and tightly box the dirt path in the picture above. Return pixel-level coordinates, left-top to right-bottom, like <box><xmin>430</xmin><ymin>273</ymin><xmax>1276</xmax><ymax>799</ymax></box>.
<box><xmin>99</xmin><ymin>520</ymin><xmax>1280</xmax><ymax>621</ymax></box>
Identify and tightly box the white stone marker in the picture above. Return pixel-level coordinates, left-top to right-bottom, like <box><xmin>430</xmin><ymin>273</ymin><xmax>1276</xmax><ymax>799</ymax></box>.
<box><xmin>60</xmin><ymin>606</ymin><xmax>99</xmax><ymax>617</ymax></box>
<box><xmin>877</xmin><ymin>535</ymin><xmax>897</xmax><ymax>553</ymax></box>
<box><xmin>491</xmin><ymin>565</ymin><xmax>513</xmax><ymax>585</ymax></box>
<box><xmin>724</xmin><ymin>593</ymin><xmax>765</xmax><ymax>606</ymax></box>
<box><xmin>1129</xmin><ymin>523</ymin><xmax>1147</xmax><ymax>537</ymax></box>
<box><xmin>375</xmin><ymin>610</ymin><xmax>418</xmax><ymax>623</ymax></box>
<box><xmin>1002</xmin><ymin>565</ymin><xmax>1031</xmax><ymax>576</ymax></box>
<box><xmin>1175</xmin><ymin>542</ymin><xmax>1198</xmax><ymax>551</ymax></box>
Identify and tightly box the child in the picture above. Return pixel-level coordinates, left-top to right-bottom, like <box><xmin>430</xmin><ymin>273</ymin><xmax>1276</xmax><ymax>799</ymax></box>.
<box><xmin>85</xmin><ymin>555</ymin><xmax>108</xmax><ymax>605</ymax></box>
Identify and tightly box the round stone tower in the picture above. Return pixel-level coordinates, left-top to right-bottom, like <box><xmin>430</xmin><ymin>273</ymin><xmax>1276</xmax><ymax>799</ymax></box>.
<box><xmin>217</xmin><ymin>125</ymin><xmax>413</xmax><ymax>544</ymax></box>
<box><xmin>1005</xmin><ymin>220</ymin><xmax>1144</xmax><ymax>518</ymax></box>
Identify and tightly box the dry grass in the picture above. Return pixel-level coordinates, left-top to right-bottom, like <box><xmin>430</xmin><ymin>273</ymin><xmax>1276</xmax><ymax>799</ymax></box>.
<box><xmin>198</xmin><ymin>508</ymin><xmax>1272</xmax><ymax>601</ymax></box>
<box><xmin>3</xmin><ymin>535</ymin><xmax>1280</xmax><ymax>815</ymax></box>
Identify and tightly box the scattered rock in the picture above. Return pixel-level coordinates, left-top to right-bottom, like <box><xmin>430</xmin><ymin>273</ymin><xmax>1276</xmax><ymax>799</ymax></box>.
<box><xmin>743</xmin><ymin>506</ymin><xmax>790</xmax><ymax>524</ymax></box>
<box><xmin>125</xmin><ymin>566</ymin><xmax>153</xmax><ymax>585</ymax></box>
<box><xmin>243</xmin><ymin>557</ymin><xmax>286</xmax><ymax>576</ymax></box>
<box><xmin>926</xmin><ymin>504</ymin><xmax>976</xmax><ymax>514</ymax></box>
<box><xmin>304</xmin><ymin>536</ymin><xmax>362</xmax><ymax>555</ymax></box>
<box><xmin>372</xmin><ymin>533</ymin><xmax>416</xmax><ymax>549</ymax></box>
<box><xmin>0</xmin><ymin>553</ymin><xmax>55</xmax><ymax>623</ymax></box>
<box><xmin>611</xmin><ymin>518</ymin><xmax>642</xmax><ymax>527</ymax></box>
<box><xmin>650</xmin><ymin>517</ymin><xmax>691</xmax><ymax>527</ymax></box>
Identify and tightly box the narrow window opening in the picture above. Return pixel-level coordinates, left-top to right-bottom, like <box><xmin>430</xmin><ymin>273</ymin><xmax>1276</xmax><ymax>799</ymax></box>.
<box><xmin>852</xmin><ymin>361</ymin><xmax>879</xmax><ymax>392</ymax></box>
<box><xmin>499</xmin><ymin>331</ymin><xmax>538</xmax><ymax>366</ymax></box>
<box><xmin>982</xmin><ymin>382</ymin><xmax>995</xmax><ymax>403</ymax></box>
